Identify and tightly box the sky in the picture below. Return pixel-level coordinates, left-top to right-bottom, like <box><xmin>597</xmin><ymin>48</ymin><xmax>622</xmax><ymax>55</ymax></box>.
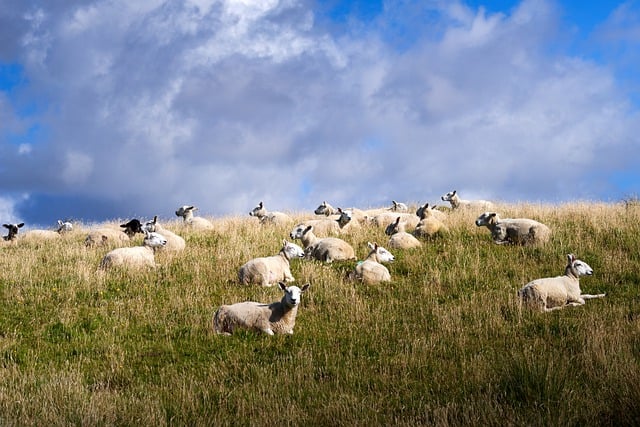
<box><xmin>1</xmin><ymin>0</ymin><xmax>640</xmax><ymax>227</ymax></box>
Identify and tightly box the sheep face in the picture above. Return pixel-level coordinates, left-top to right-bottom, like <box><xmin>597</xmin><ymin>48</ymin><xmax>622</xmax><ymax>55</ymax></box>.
<box><xmin>567</xmin><ymin>254</ymin><xmax>593</xmax><ymax>278</ymax></box>
<box><xmin>475</xmin><ymin>212</ymin><xmax>499</xmax><ymax>227</ymax></box>
<box><xmin>249</xmin><ymin>201</ymin><xmax>267</xmax><ymax>218</ymax></box>
<box><xmin>337</xmin><ymin>209</ymin><xmax>352</xmax><ymax>227</ymax></box>
<box><xmin>121</xmin><ymin>219</ymin><xmax>143</xmax><ymax>237</ymax></box>
<box><xmin>367</xmin><ymin>242</ymin><xmax>395</xmax><ymax>263</ymax></box>
<box><xmin>144</xmin><ymin>231</ymin><xmax>167</xmax><ymax>249</ymax></box>
<box><xmin>279</xmin><ymin>282</ymin><xmax>310</xmax><ymax>308</ymax></box>
<box><xmin>441</xmin><ymin>190</ymin><xmax>457</xmax><ymax>203</ymax></box>
<box><xmin>282</xmin><ymin>240</ymin><xmax>305</xmax><ymax>260</ymax></box>
<box><xmin>56</xmin><ymin>220</ymin><xmax>73</xmax><ymax>233</ymax></box>
<box><xmin>385</xmin><ymin>217</ymin><xmax>403</xmax><ymax>236</ymax></box>
<box><xmin>175</xmin><ymin>205</ymin><xmax>197</xmax><ymax>218</ymax></box>
<box><xmin>314</xmin><ymin>201</ymin><xmax>334</xmax><ymax>216</ymax></box>
<box><xmin>3</xmin><ymin>223</ymin><xmax>24</xmax><ymax>240</ymax></box>
<box><xmin>289</xmin><ymin>224</ymin><xmax>311</xmax><ymax>240</ymax></box>
<box><xmin>390</xmin><ymin>201</ymin><xmax>408</xmax><ymax>212</ymax></box>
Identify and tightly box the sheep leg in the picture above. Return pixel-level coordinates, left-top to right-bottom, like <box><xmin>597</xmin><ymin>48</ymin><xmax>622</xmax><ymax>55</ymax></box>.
<box><xmin>262</xmin><ymin>328</ymin><xmax>275</xmax><ymax>335</ymax></box>
<box><xmin>581</xmin><ymin>293</ymin><xmax>606</xmax><ymax>300</ymax></box>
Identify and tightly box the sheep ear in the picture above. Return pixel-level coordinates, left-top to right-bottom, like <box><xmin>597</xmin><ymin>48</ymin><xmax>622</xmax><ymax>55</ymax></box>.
<box><xmin>17</xmin><ymin>223</ymin><xmax>24</xmax><ymax>228</ymax></box>
<box><xmin>278</xmin><ymin>282</ymin><xmax>287</xmax><ymax>291</ymax></box>
<box><xmin>567</xmin><ymin>254</ymin><xmax>576</xmax><ymax>264</ymax></box>
<box><xmin>304</xmin><ymin>225</ymin><xmax>313</xmax><ymax>233</ymax></box>
<box><xmin>301</xmin><ymin>283</ymin><xmax>310</xmax><ymax>292</ymax></box>
<box><xmin>367</xmin><ymin>241</ymin><xmax>374</xmax><ymax>250</ymax></box>
<box><xmin>490</xmin><ymin>212</ymin><xmax>497</xmax><ymax>218</ymax></box>
<box><xmin>2</xmin><ymin>224</ymin><xmax>8</xmax><ymax>229</ymax></box>
<box><xmin>395</xmin><ymin>217</ymin><xmax>401</xmax><ymax>224</ymax></box>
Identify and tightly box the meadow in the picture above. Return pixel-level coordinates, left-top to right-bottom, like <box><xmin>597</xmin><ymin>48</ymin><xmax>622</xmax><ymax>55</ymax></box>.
<box><xmin>0</xmin><ymin>202</ymin><xmax>639</xmax><ymax>426</ymax></box>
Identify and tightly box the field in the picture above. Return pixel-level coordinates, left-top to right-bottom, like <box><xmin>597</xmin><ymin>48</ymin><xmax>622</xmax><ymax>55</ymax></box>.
<box><xmin>0</xmin><ymin>202</ymin><xmax>639</xmax><ymax>426</ymax></box>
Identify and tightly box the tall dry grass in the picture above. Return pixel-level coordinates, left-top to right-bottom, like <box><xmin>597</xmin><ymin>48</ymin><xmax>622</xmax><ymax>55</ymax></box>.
<box><xmin>0</xmin><ymin>203</ymin><xmax>639</xmax><ymax>426</ymax></box>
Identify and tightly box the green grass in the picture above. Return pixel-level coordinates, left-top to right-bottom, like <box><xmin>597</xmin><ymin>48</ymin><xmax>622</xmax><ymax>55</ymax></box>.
<box><xmin>0</xmin><ymin>203</ymin><xmax>639</xmax><ymax>426</ymax></box>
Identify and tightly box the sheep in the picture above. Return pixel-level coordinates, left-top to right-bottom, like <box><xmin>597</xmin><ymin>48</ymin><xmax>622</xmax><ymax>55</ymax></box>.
<box><xmin>369</xmin><ymin>212</ymin><xmax>420</xmax><ymax>230</ymax></box>
<box><xmin>99</xmin><ymin>230</ymin><xmax>167</xmax><ymax>269</ymax></box>
<box><xmin>291</xmin><ymin>218</ymin><xmax>341</xmax><ymax>236</ymax></box>
<box><xmin>518</xmin><ymin>254</ymin><xmax>605</xmax><ymax>312</ymax></box>
<box><xmin>475</xmin><ymin>212</ymin><xmax>551</xmax><ymax>245</ymax></box>
<box><xmin>143</xmin><ymin>216</ymin><xmax>186</xmax><ymax>252</ymax></box>
<box><xmin>389</xmin><ymin>200</ymin><xmax>408</xmax><ymax>212</ymax></box>
<box><xmin>385</xmin><ymin>217</ymin><xmax>422</xmax><ymax>249</ymax></box>
<box><xmin>2</xmin><ymin>223</ymin><xmax>24</xmax><ymax>241</ymax></box>
<box><xmin>441</xmin><ymin>190</ymin><xmax>494</xmax><ymax>211</ymax></box>
<box><xmin>175</xmin><ymin>205</ymin><xmax>214</xmax><ymax>230</ymax></box>
<box><xmin>120</xmin><ymin>219</ymin><xmax>144</xmax><ymax>237</ymax></box>
<box><xmin>85</xmin><ymin>227</ymin><xmax>130</xmax><ymax>247</ymax></box>
<box><xmin>336</xmin><ymin>208</ymin><xmax>361</xmax><ymax>232</ymax></box>
<box><xmin>213</xmin><ymin>282</ymin><xmax>310</xmax><ymax>336</ymax></box>
<box><xmin>248</xmin><ymin>201</ymin><xmax>293</xmax><ymax>225</ymax></box>
<box><xmin>348</xmin><ymin>242</ymin><xmax>395</xmax><ymax>284</ymax></box>
<box><xmin>416</xmin><ymin>202</ymin><xmax>447</xmax><ymax>222</ymax></box>
<box><xmin>314</xmin><ymin>201</ymin><xmax>337</xmax><ymax>217</ymax></box>
<box><xmin>289</xmin><ymin>224</ymin><xmax>356</xmax><ymax>263</ymax></box>
<box><xmin>413</xmin><ymin>204</ymin><xmax>449</xmax><ymax>239</ymax></box>
<box><xmin>238</xmin><ymin>240</ymin><xmax>305</xmax><ymax>287</ymax></box>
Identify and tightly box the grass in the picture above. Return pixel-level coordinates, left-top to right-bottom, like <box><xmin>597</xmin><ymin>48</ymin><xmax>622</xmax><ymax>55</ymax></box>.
<box><xmin>0</xmin><ymin>202</ymin><xmax>639</xmax><ymax>426</ymax></box>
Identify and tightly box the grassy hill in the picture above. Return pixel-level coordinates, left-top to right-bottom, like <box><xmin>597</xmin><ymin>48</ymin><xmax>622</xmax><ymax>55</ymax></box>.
<box><xmin>0</xmin><ymin>202</ymin><xmax>638</xmax><ymax>426</ymax></box>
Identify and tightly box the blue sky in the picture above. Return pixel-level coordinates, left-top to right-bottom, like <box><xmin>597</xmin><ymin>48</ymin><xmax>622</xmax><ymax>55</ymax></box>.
<box><xmin>1</xmin><ymin>0</ymin><xmax>639</xmax><ymax>227</ymax></box>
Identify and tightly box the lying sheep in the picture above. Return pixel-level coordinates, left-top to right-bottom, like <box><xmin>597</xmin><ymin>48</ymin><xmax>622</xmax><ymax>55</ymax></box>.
<box><xmin>389</xmin><ymin>200</ymin><xmax>409</xmax><ymax>212</ymax></box>
<box><xmin>291</xmin><ymin>218</ymin><xmax>341</xmax><ymax>237</ymax></box>
<box><xmin>249</xmin><ymin>201</ymin><xmax>293</xmax><ymax>225</ymax></box>
<box><xmin>290</xmin><ymin>225</ymin><xmax>356</xmax><ymax>263</ymax></box>
<box><xmin>369</xmin><ymin>212</ymin><xmax>420</xmax><ymax>230</ymax></box>
<box><xmin>85</xmin><ymin>227</ymin><xmax>130</xmax><ymax>247</ymax></box>
<box><xmin>413</xmin><ymin>204</ymin><xmax>449</xmax><ymax>239</ymax></box>
<box><xmin>475</xmin><ymin>212</ymin><xmax>551</xmax><ymax>245</ymax></box>
<box><xmin>175</xmin><ymin>205</ymin><xmax>214</xmax><ymax>230</ymax></box>
<box><xmin>21</xmin><ymin>220</ymin><xmax>73</xmax><ymax>240</ymax></box>
<box><xmin>518</xmin><ymin>254</ymin><xmax>605</xmax><ymax>312</ymax></box>
<box><xmin>336</xmin><ymin>208</ymin><xmax>361</xmax><ymax>232</ymax></box>
<box><xmin>416</xmin><ymin>202</ymin><xmax>447</xmax><ymax>222</ymax></box>
<box><xmin>348</xmin><ymin>242</ymin><xmax>395</xmax><ymax>284</ymax></box>
<box><xmin>2</xmin><ymin>223</ymin><xmax>24</xmax><ymax>241</ymax></box>
<box><xmin>314</xmin><ymin>201</ymin><xmax>337</xmax><ymax>217</ymax></box>
<box><xmin>385</xmin><ymin>217</ymin><xmax>422</xmax><ymax>249</ymax></box>
<box><xmin>238</xmin><ymin>240</ymin><xmax>305</xmax><ymax>287</ymax></box>
<box><xmin>143</xmin><ymin>216</ymin><xmax>186</xmax><ymax>252</ymax></box>
<box><xmin>441</xmin><ymin>190</ymin><xmax>494</xmax><ymax>211</ymax></box>
<box><xmin>99</xmin><ymin>230</ymin><xmax>167</xmax><ymax>269</ymax></box>
<box><xmin>213</xmin><ymin>282</ymin><xmax>310</xmax><ymax>335</ymax></box>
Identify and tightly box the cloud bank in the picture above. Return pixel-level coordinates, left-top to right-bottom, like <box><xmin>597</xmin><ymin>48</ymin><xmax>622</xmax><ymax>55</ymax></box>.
<box><xmin>0</xmin><ymin>0</ymin><xmax>639</xmax><ymax>226</ymax></box>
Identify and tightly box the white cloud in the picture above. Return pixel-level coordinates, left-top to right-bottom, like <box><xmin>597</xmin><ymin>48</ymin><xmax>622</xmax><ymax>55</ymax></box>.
<box><xmin>1</xmin><ymin>0</ymin><xmax>639</xmax><ymax>224</ymax></box>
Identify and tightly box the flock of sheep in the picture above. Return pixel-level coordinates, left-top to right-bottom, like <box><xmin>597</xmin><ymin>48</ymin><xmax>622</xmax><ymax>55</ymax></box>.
<box><xmin>1</xmin><ymin>190</ymin><xmax>606</xmax><ymax>336</ymax></box>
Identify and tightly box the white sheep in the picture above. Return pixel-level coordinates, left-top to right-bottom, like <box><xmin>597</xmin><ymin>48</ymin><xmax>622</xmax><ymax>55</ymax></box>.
<box><xmin>336</xmin><ymin>208</ymin><xmax>361</xmax><ymax>232</ymax></box>
<box><xmin>441</xmin><ymin>190</ymin><xmax>494</xmax><ymax>211</ymax></box>
<box><xmin>289</xmin><ymin>224</ymin><xmax>356</xmax><ymax>263</ymax></box>
<box><xmin>416</xmin><ymin>202</ymin><xmax>447</xmax><ymax>222</ymax></box>
<box><xmin>143</xmin><ymin>216</ymin><xmax>186</xmax><ymax>252</ymax></box>
<box><xmin>389</xmin><ymin>200</ymin><xmax>408</xmax><ymax>212</ymax></box>
<box><xmin>85</xmin><ymin>227</ymin><xmax>131</xmax><ymax>247</ymax></box>
<box><xmin>238</xmin><ymin>240</ymin><xmax>305</xmax><ymax>287</ymax></box>
<box><xmin>413</xmin><ymin>204</ymin><xmax>449</xmax><ymax>239</ymax></box>
<box><xmin>20</xmin><ymin>220</ymin><xmax>75</xmax><ymax>241</ymax></box>
<box><xmin>248</xmin><ymin>201</ymin><xmax>293</xmax><ymax>225</ymax></box>
<box><xmin>518</xmin><ymin>254</ymin><xmax>605</xmax><ymax>312</ymax></box>
<box><xmin>175</xmin><ymin>205</ymin><xmax>214</xmax><ymax>230</ymax></box>
<box><xmin>348</xmin><ymin>242</ymin><xmax>395</xmax><ymax>284</ymax></box>
<box><xmin>213</xmin><ymin>282</ymin><xmax>310</xmax><ymax>335</ymax></box>
<box><xmin>314</xmin><ymin>201</ymin><xmax>337</xmax><ymax>217</ymax></box>
<box><xmin>369</xmin><ymin>212</ymin><xmax>420</xmax><ymax>230</ymax></box>
<box><xmin>99</xmin><ymin>230</ymin><xmax>167</xmax><ymax>269</ymax></box>
<box><xmin>2</xmin><ymin>223</ymin><xmax>24</xmax><ymax>241</ymax></box>
<box><xmin>385</xmin><ymin>217</ymin><xmax>422</xmax><ymax>249</ymax></box>
<box><xmin>475</xmin><ymin>212</ymin><xmax>551</xmax><ymax>245</ymax></box>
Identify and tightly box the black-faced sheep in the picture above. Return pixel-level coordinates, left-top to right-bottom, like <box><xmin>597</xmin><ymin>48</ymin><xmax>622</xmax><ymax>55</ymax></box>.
<box><xmin>475</xmin><ymin>212</ymin><xmax>550</xmax><ymax>245</ymax></box>
<box><xmin>2</xmin><ymin>223</ymin><xmax>24</xmax><ymax>241</ymax></box>
<box><xmin>213</xmin><ymin>282</ymin><xmax>310</xmax><ymax>335</ymax></box>
<box><xmin>518</xmin><ymin>254</ymin><xmax>605</xmax><ymax>312</ymax></box>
